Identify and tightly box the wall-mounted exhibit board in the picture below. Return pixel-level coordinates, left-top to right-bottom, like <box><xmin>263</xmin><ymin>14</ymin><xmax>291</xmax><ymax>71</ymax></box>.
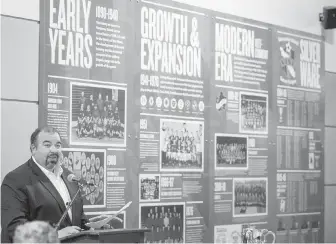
<box><xmin>271</xmin><ymin>27</ymin><xmax>324</xmax><ymax>244</ymax></box>
<box><xmin>39</xmin><ymin>0</ymin><xmax>324</xmax><ymax>243</ymax></box>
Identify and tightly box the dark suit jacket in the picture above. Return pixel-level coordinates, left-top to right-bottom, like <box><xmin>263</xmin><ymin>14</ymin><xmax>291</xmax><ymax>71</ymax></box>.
<box><xmin>1</xmin><ymin>158</ymin><xmax>89</xmax><ymax>243</ymax></box>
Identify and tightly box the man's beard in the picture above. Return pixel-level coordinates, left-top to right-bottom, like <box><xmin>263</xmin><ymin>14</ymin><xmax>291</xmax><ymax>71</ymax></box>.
<box><xmin>46</xmin><ymin>153</ymin><xmax>59</xmax><ymax>168</ymax></box>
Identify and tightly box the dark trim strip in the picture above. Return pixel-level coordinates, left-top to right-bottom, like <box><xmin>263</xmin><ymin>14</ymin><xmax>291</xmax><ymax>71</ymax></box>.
<box><xmin>325</xmin><ymin>125</ymin><xmax>336</xmax><ymax>128</ymax></box>
<box><xmin>324</xmin><ymin>184</ymin><xmax>336</xmax><ymax>187</ymax></box>
<box><xmin>1</xmin><ymin>14</ymin><xmax>40</xmax><ymax>23</ymax></box>
<box><xmin>1</xmin><ymin>98</ymin><xmax>38</xmax><ymax>105</ymax></box>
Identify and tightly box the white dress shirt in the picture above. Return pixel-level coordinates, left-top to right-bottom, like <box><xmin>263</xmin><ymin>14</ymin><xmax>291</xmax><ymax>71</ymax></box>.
<box><xmin>32</xmin><ymin>157</ymin><xmax>72</xmax><ymax>221</ymax></box>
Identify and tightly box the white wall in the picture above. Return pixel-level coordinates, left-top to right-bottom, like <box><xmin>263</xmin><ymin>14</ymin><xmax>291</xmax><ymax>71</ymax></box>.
<box><xmin>1</xmin><ymin>2</ymin><xmax>40</xmax><ymax>179</ymax></box>
<box><xmin>174</xmin><ymin>0</ymin><xmax>336</xmax><ymax>73</ymax></box>
<box><xmin>1</xmin><ymin>0</ymin><xmax>39</xmax><ymax>21</ymax></box>
<box><xmin>175</xmin><ymin>0</ymin><xmax>331</xmax><ymax>34</ymax></box>
<box><xmin>1</xmin><ymin>0</ymin><xmax>336</xmax><ymax>241</ymax></box>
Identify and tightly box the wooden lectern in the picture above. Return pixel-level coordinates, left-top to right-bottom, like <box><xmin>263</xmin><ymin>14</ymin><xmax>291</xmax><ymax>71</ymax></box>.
<box><xmin>59</xmin><ymin>228</ymin><xmax>150</xmax><ymax>243</ymax></box>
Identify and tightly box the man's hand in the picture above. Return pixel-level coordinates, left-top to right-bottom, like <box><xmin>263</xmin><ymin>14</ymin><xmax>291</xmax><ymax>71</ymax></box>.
<box><xmin>58</xmin><ymin>226</ymin><xmax>82</xmax><ymax>239</ymax></box>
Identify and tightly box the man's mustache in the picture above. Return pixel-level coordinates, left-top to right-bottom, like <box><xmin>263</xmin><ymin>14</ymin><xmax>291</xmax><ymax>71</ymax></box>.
<box><xmin>48</xmin><ymin>153</ymin><xmax>59</xmax><ymax>158</ymax></box>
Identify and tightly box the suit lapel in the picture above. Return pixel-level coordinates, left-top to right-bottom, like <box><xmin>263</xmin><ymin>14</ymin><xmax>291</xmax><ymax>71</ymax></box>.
<box><xmin>29</xmin><ymin>159</ymin><xmax>72</xmax><ymax>224</ymax></box>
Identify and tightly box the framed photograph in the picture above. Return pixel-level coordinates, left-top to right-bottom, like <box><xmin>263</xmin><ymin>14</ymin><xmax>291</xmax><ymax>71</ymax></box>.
<box><xmin>61</xmin><ymin>148</ymin><xmax>106</xmax><ymax>208</ymax></box>
<box><xmin>85</xmin><ymin>211</ymin><xmax>126</xmax><ymax>229</ymax></box>
<box><xmin>160</xmin><ymin>119</ymin><xmax>204</xmax><ymax>172</ymax></box>
<box><xmin>139</xmin><ymin>202</ymin><xmax>185</xmax><ymax>243</ymax></box>
<box><xmin>233</xmin><ymin>178</ymin><xmax>268</xmax><ymax>218</ymax></box>
<box><xmin>239</xmin><ymin>92</ymin><xmax>268</xmax><ymax>134</ymax></box>
<box><xmin>139</xmin><ymin>174</ymin><xmax>160</xmax><ymax>202</ymax></box>
<box><xmin>215</xmin><ymin>133</ymin><xmax>248</xmax><ymax>170</ymax></box>
<box><xmin>70</xmin><ymin>82</ymin><xmax>127</xmax><ymax>147</ymax></box>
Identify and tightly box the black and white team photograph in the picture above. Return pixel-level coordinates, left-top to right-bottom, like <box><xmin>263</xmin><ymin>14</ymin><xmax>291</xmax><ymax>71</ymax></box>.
<box><xmin>239</xmin><ymin>92</ymin><xmax>268</xmax><ymax>134</ymax></box>
<box><xmin>70</xmin><ymin>82</ymin><xmax>127</xmax><ymax>147</ymax></box>
<box><xmin>140</xmin><ymin>174</ymin><xmax>160</xmax><ymax>202</ymax></box>
<box><xmin>61</xmin><ymin>148</ymin><xmax>106</xmax><ymax>208</ymax></box>
<box><xmin>215</xmin><ymin>134</ymin><xmax>248</xmax><ymax>170</ymax></box>
<box><xmin>233</xmin><ymin>178</ymin><xmax>268</xmax><ymax>217</ymax></box>
<box><xmin>160</xmin><ymin>119</ymin><xmax>204</xmax><ymax>172</ymax></box>
<box><xmin>140</xmin><ymin>203</ymin><xmax>185</xmax><ymax>243</ymax></box>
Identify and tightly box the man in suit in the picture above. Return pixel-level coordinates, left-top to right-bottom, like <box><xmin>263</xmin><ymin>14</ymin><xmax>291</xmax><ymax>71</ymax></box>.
<box><xmin>1</xmin><ymin>126</ymin><xmax>90</xmax><ymax>243</ymax></box>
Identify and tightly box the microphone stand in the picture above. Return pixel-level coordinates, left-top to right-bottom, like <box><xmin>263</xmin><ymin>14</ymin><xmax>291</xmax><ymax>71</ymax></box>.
<box><xmin>54</xmin><ymin>184</ymin><xmax>83</xmax><ymax>231</ymax></box>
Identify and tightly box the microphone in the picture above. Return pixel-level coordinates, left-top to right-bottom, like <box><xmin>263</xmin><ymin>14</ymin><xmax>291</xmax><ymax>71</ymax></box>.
<box><xmin>67</xmin><ymin>174</ymin><xmax>95</xmax><ymax>186</ymax></box>
<box><xmin>54</xmin><ymin>178</ymin><xmax>82</xmax><ymax>231</ymax></box>
<box><xmin>55</xmin><ymin>174</ymin><xmax>97</xmax><ymax>230</ymax></box>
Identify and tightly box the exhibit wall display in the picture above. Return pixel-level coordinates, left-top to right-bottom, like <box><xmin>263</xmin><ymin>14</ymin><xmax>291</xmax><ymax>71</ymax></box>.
<box><xmin>39</xmin><ymin>0</ymin><xmax>324</xmax><ymax>242</ymax></box>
